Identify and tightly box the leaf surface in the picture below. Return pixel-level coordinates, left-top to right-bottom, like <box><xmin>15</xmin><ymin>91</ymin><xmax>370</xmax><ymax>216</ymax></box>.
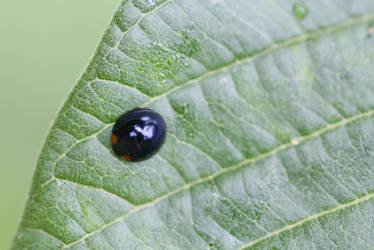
<box><xmin>13</xmin><ymin>0</ymin><xmax>374</xmax><ymax>249</ymax></box>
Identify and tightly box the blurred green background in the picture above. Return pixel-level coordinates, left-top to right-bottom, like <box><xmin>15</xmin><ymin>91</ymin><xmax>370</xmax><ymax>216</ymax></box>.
<box><xmin>0</xmin><ymin>0</ymin><xmax>119</xmax><ymax>248</ymax></box>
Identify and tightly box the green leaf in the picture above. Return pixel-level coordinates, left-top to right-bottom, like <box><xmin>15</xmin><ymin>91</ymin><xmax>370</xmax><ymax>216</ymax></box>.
<box><xmin>13</xmin><ymin>0</ymin><xmax>374</xmax><ymax>249</ymax></box>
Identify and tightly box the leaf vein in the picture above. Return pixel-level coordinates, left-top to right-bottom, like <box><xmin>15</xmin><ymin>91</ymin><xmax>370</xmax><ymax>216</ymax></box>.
<box><xmin>63</xmin><ymin>101</ymin><xmax>374</xmax><ymax>249</ymax></box>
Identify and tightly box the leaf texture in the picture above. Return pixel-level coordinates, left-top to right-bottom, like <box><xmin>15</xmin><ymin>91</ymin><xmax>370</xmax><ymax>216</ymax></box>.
<box><xmin>13</xmin><ymin>0</ymin><xmax>374</xmax><ymax>249</ymax></box>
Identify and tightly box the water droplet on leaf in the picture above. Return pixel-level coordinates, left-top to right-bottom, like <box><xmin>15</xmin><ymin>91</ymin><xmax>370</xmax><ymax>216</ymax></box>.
<box><xmin>293</xmin><ymin>3</ymin><xmax>308</xmax><ymax>20</ymax></box>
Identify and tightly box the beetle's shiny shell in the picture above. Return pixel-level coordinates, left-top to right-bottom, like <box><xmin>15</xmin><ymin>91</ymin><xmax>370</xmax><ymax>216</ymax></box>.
<box><xmin>111</xmin><ymin>108</ymin><xmax>166</xmax><ymax>162</ymax></box>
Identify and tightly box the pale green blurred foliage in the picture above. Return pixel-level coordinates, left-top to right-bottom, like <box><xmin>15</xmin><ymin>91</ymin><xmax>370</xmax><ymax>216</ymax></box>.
<box><xmin>0</xmin><ymin>0</ymin><xmax>118</xmax><ymax>248</ymax></box>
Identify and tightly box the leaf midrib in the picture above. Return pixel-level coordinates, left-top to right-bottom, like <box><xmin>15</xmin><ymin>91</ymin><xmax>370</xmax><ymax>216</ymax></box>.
<box><xmin>63</xmin><ymin>108</ymin><xmax>374</xmax><ymax>248</ymax></box>
<box><xmin>52</xmin><ymin>12</ymin><xmax>374</xmax><ymax>248</ymax></box>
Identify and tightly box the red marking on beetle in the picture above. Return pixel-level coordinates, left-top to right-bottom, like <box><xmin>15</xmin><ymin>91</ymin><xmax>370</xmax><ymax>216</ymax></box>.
<box><xmin>111</xmin><ymin>134</ymin><xmax>118</xmax><ymax>144</ymax></box>
<box><xmin>122</xmin><ymin>155</ymin><xmax>131</xmax><ymax>161</ymax></box>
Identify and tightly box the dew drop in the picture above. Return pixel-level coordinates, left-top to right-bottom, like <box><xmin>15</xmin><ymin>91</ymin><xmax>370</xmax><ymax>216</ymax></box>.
<box><xmin>293</xmin><ymin>3</ymin><xmax>308</xmax><ymax>20</ymax></box>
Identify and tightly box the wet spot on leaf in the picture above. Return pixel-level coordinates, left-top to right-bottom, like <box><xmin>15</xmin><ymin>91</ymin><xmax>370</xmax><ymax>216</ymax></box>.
<box><xmin>173</xmin><ymin>103</ymin><xmax>190</xmax><ymax>116</ymax></box>
<box><xmin>293</xmin><ymin>3</ymin><xmax>308</xmax><ymax>20</ymax></box>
